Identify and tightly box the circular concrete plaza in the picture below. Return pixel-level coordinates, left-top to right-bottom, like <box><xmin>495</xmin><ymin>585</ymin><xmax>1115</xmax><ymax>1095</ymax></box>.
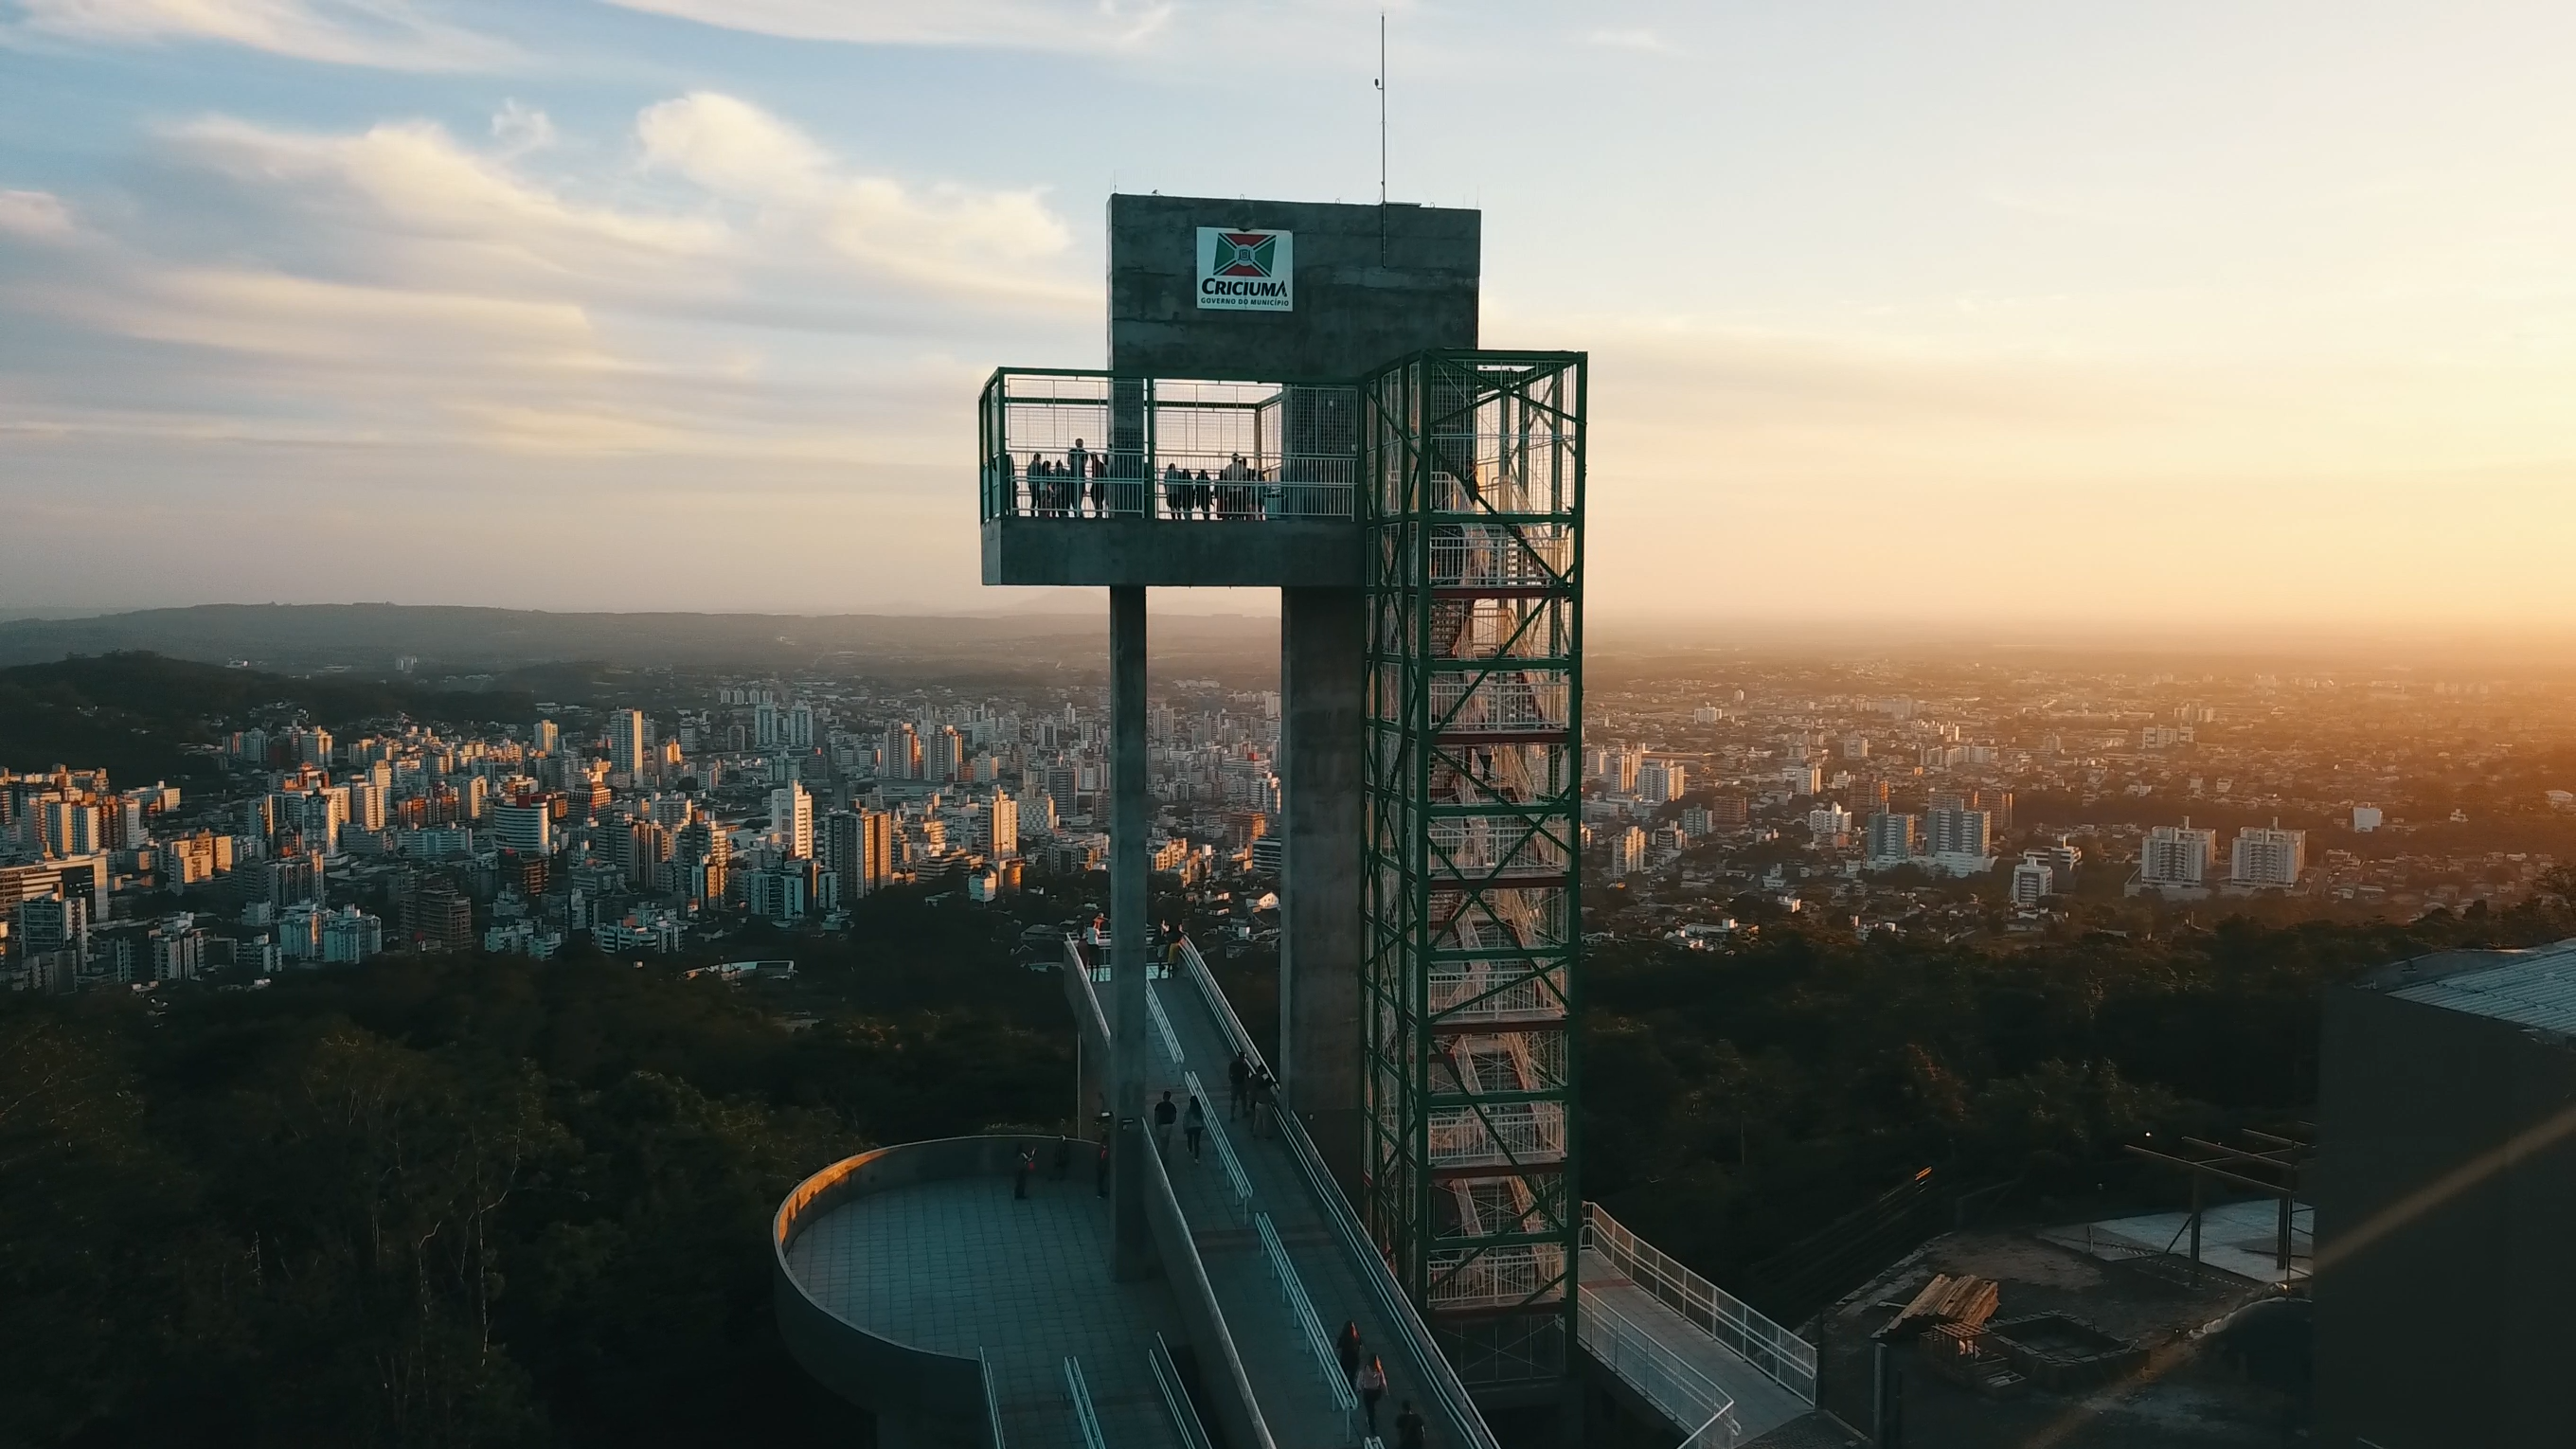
<box><xmin>785</xmin><ymin>1166</ymin><xmax>1189</xmax><ymax>1449</ymax></box>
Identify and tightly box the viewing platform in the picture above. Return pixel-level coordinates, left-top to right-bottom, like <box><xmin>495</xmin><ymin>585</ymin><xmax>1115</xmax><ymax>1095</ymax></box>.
<box><xmin>979</xmin><ymin>370</ymin><xmax>1364</xmax><ymax>588</ymax></box>
<box><xmin>773</xmin><ymin>1136</ymin><xmax>1203</xmax><ymax>1449</ymax></box>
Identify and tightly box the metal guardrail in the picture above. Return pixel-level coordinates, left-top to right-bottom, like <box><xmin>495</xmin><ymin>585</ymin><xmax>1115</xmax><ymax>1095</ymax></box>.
<box><xmin>1148</xmin><ymin>981</ymin><xmax>1187</xmax><ymax>1064</ymax></box>
<box><xmin>1182</xmin><ymin>1068</ymin><xmax>1253</xmax><ymax>1223</ymax></box>
<box><xmin>1257</xmin><ymin>1210</ymin><xmax>1358</xmax><ymax>1438</ymax></box>
<box><xmin>1174</xmin><ymin>937</ymin><xmax>1503</xmax><ymax>1449</ymax></box>
<box><xmin>980</xmin><ymin>1349</ymin><xmax>1008</xmax><ymax>1449</ymax></box>
<box><xmin>979</xmin><ymin>371</ymin><xmax>1361</xmax><ymax>524</ymax></box>
<box><xmin>1064</xmin><ymin>1356</ymin><xmax>1108</xmax><ymax>1449</ymax></box>
<box><xmin>1150</xmin><ymin>1334</ymin><xmax>1216</xmax><ymax>1449</ymax></box>
<box><xmin>1583</xmin><ymin>1203</ymin><xmax>1817</xmax><ymax>1404</ymax></box>
<box><xmin>1580</xmin><ymin>1288</ymin><xmax>1742</xmax><ymax>1447</ymax></box>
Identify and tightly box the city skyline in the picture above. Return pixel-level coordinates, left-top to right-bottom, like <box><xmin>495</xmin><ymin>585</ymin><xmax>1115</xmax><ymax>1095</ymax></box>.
<box><xmin>4</xmin><ymin>1</ymin><xmax>2573</xmax><ymax>630</ymax></box>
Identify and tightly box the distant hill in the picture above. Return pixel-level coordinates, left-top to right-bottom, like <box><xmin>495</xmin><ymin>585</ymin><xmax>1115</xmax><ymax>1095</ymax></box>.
<box><xmin>0</xmin><ymin>653</ymin><xmax>535</xmax><ymax>781</ymax></box>
<box><xmin>0</xmin><ymin>603</ymin><xmax>1278</xmax><ymax>675</ymax></box>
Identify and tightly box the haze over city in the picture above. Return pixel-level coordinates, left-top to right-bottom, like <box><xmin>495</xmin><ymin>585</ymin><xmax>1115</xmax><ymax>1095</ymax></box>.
<box><xmin>4</xmin><ymin>0</ymin><xmax>2573</xmax><ymax>635</ymax></box>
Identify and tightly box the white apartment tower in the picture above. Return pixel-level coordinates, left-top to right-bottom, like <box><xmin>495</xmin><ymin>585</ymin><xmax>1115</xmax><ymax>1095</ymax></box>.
<box><xmin>2141</xmin><ymin>820</ymin><xmax>2217</xmax><ymax>887</ymax></box>
<box><xmin>2230</xmin><ymin>820</ymin><xmax>2306</xmax><ymax>887</ymax></box>
<box><xmin>771</xmin><ymin>782</ymin><xmax>814</xmax><ymax>861</ymax></box>
<box><xmin>609</xmin><ymin>709</ymin><xmax>650</xmax><ymax>779</ymax></box>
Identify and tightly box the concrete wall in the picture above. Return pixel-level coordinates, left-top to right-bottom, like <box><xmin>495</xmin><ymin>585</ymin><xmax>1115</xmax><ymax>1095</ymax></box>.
<box><xmin>1137</xmin><ymin>1121</ymin><xmax>1279</xmax><ymax>1449</ymax></box>
<box><xmin>982</xmin><ymin>516</ymin><xmax>1362</xmax><ymax>588</ymax></box>
<box><xmin>1279</xmin><ymin>586</ymin><xmax>1367</xmax><ymax>1188</ymax></box>
<box><xmin>1108</xmin><ymin>194</ymin><xmax>1477</xmax><ymax>382</ymax></box>
<box><xmin>2313</xmin><ymin>986</ymin><xmax>2576</xmax><ymax>1448</ymax></box>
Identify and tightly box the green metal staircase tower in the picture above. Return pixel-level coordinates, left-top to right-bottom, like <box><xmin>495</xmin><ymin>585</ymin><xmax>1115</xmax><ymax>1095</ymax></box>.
<box><xmin>1361</xmin><ymin>350</ymin><xmax>1587</xmax><ymax>1386</ymax></box>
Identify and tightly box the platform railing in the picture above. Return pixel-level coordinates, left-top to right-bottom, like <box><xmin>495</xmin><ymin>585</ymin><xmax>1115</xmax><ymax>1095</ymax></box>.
<box><xmin>981</xmin><ymin>369</ymin><xmax>1361</xmax><ymax>523</ymax></box>
<box><xmin>1172</xmin><ymin>936</ymin><xmax>1502</xmax><ymax>1449</ymax></box>
<box><xmin>1583</xmin><ymin>1203</ymin><xmax>1817</xmax><ymax>1404</ymax></box>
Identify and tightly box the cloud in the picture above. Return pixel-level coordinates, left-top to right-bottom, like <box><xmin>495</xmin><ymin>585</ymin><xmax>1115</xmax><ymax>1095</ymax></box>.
<box><xmin>6</xmin><ymin>0</ymin><xmax>516</xmax><ymax>69</ymax></box>
<box><xmin>1586</xmin><ymin>27</ymin><xmax>1675</xmax><ymax>54</ymax></box>
<box><xmin>599</xmin><ymin>0</ymin><xmax>1173</xmax><ymax>53</ymax></box>
<box><xmin>636</xmin><ymin>92</ymin><xmax>1079</xmax><ymax>300</ymax></box>
<box><xmin>0</xmin><ymin>188</ymin><xmax>77</xmax><ymax>240</ymax></box>
<box><xmin>0</xmin><ymin>95</ymin><xmax>1090</xmax><ymax>479</ymax></box>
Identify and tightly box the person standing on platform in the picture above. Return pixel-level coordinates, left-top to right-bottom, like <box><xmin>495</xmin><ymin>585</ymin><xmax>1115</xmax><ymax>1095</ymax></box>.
<box><xmin>1154</xmin><ymin>1089</ymin><xmax>1177</xmax><ymax>1157</ymax></box>
<box><xmin>1395</xmin><ymin>1400</ymin><xmax>1426</xmax><ymax>1449</ymax></box>
<box><xmin>1184</xmin><ymin>1095</ymin><xmax>1207</xmax><ymax>1164</ymax></box>
<box><xmin>1357</xmin><ymin>1355</ymin><xmax>1387</xmax><ymax>1435</ymax></box>
<box><xmin>1228</xmin><ymin>1050</ymin><xmax>1251</xmax><ymax>1120</ymax></box>
<box><xmin>1014</xmin><ymin>1144</ymin><xmax>1036</xmax><ymax>1200</ymax></box>
<box><xmin>1095</xmin><ymin>1137</ymin><xmax>1110</xmax><ymax>1197</ymax></box>
<box><xmin>1335</xmin><ymin>1321</ymin><xmax>1363</xmax><ymax>1387</ymax></box>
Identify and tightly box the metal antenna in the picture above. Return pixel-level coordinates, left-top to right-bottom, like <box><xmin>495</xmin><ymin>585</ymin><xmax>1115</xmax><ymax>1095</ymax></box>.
<box><xmin>1376</xmin><ymin>12</ymin><xmax>1387</xmax><ymax>261</ymax></box>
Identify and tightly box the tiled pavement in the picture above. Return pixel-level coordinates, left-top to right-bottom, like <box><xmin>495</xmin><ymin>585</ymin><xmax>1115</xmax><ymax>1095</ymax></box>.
<box><xmin>785</xmin><ymin>1173</ymin><xmax>1189</xmax><ymax>1449</ymax></box>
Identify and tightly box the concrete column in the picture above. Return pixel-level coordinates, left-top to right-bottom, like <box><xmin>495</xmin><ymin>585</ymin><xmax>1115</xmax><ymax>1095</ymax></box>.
<box><xmin>1109</xmin><ymin>585</ymin><xmax>1155</xmax><ymax>1279</ymax></box>
<box><xmin>1279</xmin><ymin>585</ymin><xmax>1367</xmax><ymax>1191</ymax></box>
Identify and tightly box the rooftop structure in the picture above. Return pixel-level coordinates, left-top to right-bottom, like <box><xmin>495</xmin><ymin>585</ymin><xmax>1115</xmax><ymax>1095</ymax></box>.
<box><xmin>2317</xmin><ymin>937</ymin><xmax>2576</xmax><ymax>1449</ymax></box>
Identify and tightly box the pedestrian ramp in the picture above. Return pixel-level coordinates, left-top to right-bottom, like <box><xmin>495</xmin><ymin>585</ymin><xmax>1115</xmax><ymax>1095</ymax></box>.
<box><xmin>1577</xmin><ymin>1207</ymin><xmax>1817</xmax><ymax>1445</ymax></box>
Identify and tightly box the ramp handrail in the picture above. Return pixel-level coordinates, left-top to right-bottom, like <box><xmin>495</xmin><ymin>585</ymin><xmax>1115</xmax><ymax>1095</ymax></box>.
<box><xmin>979</xmin><ymin>1349</ymin><xmax>1008</xmax><ymax>1449</ymax></box>
<box><xmin>1176</xmin><ymin>936</ymin><xmax>1503</xmax><ymax>1449</ymax></box>
<box><xmin>1182</xmin><ymin>1068</ymin><xmax>1253</xmax><ymax>1223</ymax></box>
<box><xmin>1256</xmin><ymin>1209</ymin><xmax>1358</xmax><ymax>1437</ymax></box>
<box><xmin>1583</xmin><ymin>1203</ymin><xmax>1817</xmax><ymax>1404</ymax></box>
<box><xmin>1064</xmin><ymin>1356</ymin><xmax>1108</xmax><ymax>1449</ymax></box>
<box><xmin>1150</xmin><ymin>1334</ymin><xmax>1216</xmax><ymax>1449</ymax></box>
<box><xmin>1580</xmin><ymin>1287</ymin><xmax>1741</xmax><ymax>1446</ymax></box>
<box><xmin>1148</xmin><ymin>981</ymin><xmax>1187</xmax><ymax>1064</ymax></box>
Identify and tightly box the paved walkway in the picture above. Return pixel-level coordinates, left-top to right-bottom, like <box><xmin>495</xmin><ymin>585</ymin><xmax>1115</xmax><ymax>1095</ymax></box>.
<box><xmin>785</xmin><ymin>1173</ymin><xmax>1188</xmax><ymax>1449</ymax></box>
<box><xmin>1580</xmin><ymin>1248</ymin><xmax>1814</xmax><ymax>1443</ymax></box>
<box><xmin>1145</xmin><ymin>972</ymin><xmax>1464</xmax><ymax>1449</ymax></box>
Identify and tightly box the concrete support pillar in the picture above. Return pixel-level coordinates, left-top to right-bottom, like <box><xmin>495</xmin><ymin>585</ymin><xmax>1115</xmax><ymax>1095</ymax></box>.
<box><xmin>1109</xmin><ymin>585</ymin><xmax>1155</xmax><ymax>1279</ymax></box>
<box><xmin>1279</xmin><ymin>585</ymin><xmax>1367</xmax><ymax>1191</ymax></box>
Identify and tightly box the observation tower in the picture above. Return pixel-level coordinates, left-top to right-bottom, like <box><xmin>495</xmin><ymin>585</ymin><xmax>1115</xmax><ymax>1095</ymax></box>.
<box><xmin>775</xmin><ymin>197</ymin><xmax>1820</xmax><ymax>1449</ymax></box>
<box><xmin>983</xmin><ymin>196</ymin><xmax>1586</xmax><ymax>1388</ymax></box>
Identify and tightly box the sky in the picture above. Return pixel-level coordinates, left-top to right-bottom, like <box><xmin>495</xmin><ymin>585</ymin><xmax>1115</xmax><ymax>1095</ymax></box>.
<box><xmin>1</xmin><ymin>1</ymin><xmax>2572</xmax><ymax>635</ymax></box>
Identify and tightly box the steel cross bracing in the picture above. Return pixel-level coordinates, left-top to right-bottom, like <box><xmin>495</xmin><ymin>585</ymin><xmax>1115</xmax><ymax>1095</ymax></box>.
<box><xmin>1361</xmin><ymin>350</ymin><xmax>1586</xmax><ymax>1386</ymax></box>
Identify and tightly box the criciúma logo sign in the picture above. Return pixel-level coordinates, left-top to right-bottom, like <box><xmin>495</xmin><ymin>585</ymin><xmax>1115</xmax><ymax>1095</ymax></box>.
<box><xmin>1195</xmin><ymin>227</ymin><xmax>1294</xmax><ymax>312</ymax></box>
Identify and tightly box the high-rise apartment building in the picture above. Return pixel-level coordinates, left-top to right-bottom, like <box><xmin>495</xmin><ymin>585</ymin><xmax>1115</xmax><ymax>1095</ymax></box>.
<box><xmin>531</xmin><ymin>719</ymin><xmax>560</xmax><ymax>755</ymax></box>
<box><xmin>1808</xmin><ymin>803</ymin><xmax>1852</xmax><ymax>846</ymax></box>
<box><xmin>2141</xmin><ymin>820</ymin><xmax>2218</xmax><ymax>887</ymax></box>
<box><xmin>491</xmin><ymin>801</ymin><xmax>552</xmax><ymax>855</ymax></box>
<box><xmin>2230</xmin><ymin>820</ymin><xmax>2306</xmax><ymax>887</ymax></box>
<box><xmin>754</xmin><ymin>702</ymin><xmax>780</xmax><ymax>749</ymax></box>
<box><xmin>2011</xmin><ymin>856</ymin><xmax>2054</xmax><ymax>907</ymax></box>
<box><xmin>884</xmin><ymin>723</ymin><xmax>922</xmax><ymax>780</ymax></box>
<box><xmin>1638</xmin><ymin>760</ymin><xmax>1686</xmax><ymax>805</ymax></box>
<box><xmin>786</xmin><ymin>704</ymin><xmax>816</xmax><ymax>749</ymax></box>
<box><xmin>989</xmin><ymin>793</ymin><xmax>1020</xmax><ymax>860</ymax></box>
<box><xmin>771</xmin><ymin>782</ymin><xmax>814</xmax><ymax>861</ymax></box>
<box><xmin>823</xmin><ymin>810</ymin><xmax>894</xmax><ymax>900</ymax></box>
<box><xmin>609</xmin><ymin>709</ymin><xmax>649</xmax><ymax>779</ymax></box>
<box><xmin>1865</xmin><ymin>812</ymin><xmax>1918</xmax><ymax>867</ymax></box>
<box><xmin>39</xmin><ymin>798</ymin><xmax>99</xmax><ymax>857</ymax></box>
<box><xmin>1609</xmin><ymin>825</ymin><xmax>1648</xmax><ymax>879</ymax></box>
<box><xmin>1925</xmin><ymin>805</ymin><xmax>1992</xmax><ymax>861</ymax></box>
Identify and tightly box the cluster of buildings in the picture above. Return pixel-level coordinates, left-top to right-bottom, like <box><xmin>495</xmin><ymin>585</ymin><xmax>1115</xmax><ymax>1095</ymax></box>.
<box><xmin>1568</xmin><ymin>657</ymin><xmax>2576</xmax><ymax>944</ymax></box>
<box><xmin>4</xmin><ymin>670</ymin><xmax>1294</xmax><ymax>989</ymax></box>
